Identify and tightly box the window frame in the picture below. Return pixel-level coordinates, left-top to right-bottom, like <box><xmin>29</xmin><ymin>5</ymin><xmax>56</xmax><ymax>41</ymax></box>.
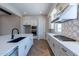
<box><xmin>54</xmin><ymin>23</ymin><xmax>62</xmax><ymax>33</ymax></box>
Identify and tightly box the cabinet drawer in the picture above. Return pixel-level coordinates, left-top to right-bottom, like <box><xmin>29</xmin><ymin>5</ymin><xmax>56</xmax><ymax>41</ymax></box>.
<box><xmin>59</xmin><ymin>44</ymin><xmax>76</xmax><ymax>56</ymax></box>
<box><xmin>61</xmin><ymin>47</ymin><xmax>76</xmax><ymax>56</ymax></box>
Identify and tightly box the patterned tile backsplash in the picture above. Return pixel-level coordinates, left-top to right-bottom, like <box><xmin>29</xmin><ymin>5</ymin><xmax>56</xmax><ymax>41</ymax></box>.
<box><xmin>62</xmin><ymin>19</ymin><xmax>79</xmax><ymax>41</ymax></box>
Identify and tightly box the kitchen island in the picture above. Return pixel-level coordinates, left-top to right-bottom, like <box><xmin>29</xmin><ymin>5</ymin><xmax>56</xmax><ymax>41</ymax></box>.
<box><xmin>0</xmin><ymin>34</ymin><xmax>33</xmax><ymax>56</ymax></box>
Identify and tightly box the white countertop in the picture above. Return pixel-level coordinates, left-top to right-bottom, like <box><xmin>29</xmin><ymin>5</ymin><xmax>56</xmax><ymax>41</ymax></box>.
<box><xmin>48</xmin><ymin>33</ymin><xmax>79</xmax><ymax>56</ymax></box>
<box><xmin>0</xmin><ymin>34</ymin><xmax>33</xmax><ymax>56</ymax></box>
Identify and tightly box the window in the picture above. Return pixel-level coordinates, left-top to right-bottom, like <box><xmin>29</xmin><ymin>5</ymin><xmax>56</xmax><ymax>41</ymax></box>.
<box><xmin>50</xmin><ymin>23</ymin><xmax>54</xmax><ymax>29</ymax></box>
<box><xmin>49</xmin><ymin>8</ymin><xmax>62</xmax><ymax>33</ymax></box>
<box><xmin>57</xmin><ymin>23</ymin><xmax>62</xmax><ymax>32</ymax></box>
<box><xmin>55</xmin><ymin>23</ymin><xmax>62</xmax><ymax>33</ymax></box>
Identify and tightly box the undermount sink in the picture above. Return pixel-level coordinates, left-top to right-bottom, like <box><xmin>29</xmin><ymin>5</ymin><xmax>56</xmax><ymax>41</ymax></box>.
<box><xmin>54</xmin><ymin>35</ymin><xmax>76</xmax><ymax>41</ymax></box>
<box><xmin>8</xmin><ymin>37</ymin><xmax>25</xmax><ymax>43</ymax></box>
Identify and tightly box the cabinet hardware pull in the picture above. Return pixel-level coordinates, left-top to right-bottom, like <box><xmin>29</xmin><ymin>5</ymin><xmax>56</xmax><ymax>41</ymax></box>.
<box><xmin>53</xmin><ymin>43</ymin><xmax>55</xmax><ymax>47</ymax></box>
<box><xmin>25</xmin><ymin>45</ymin><xmax>27</xmax><ymax>49</ymax></box>
<box><xmin>61</xmin><ymin>48</ymin><xmax>67</xmax><ymax>52</ymax></box>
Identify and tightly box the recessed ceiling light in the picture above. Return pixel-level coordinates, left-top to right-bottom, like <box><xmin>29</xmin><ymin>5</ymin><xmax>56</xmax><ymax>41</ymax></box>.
<box><xmin>23</xmin><ymin>12</ymin><xmax>27</xmax><ymax>14</ymax></box>
<box><xmin>40</xmin><ymin>11</ymin><xmax>42</xmax><ymax>14</ymax></box>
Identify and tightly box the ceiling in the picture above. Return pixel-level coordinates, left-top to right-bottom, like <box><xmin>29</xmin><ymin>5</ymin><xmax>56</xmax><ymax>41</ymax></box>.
<box><xmin>9</xmin><ymin>3</ymin><xmax>54</xmax><ymax>16</ymax></box>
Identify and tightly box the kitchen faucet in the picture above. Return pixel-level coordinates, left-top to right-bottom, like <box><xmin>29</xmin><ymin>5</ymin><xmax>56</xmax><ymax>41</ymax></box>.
<box><xmin>11</xmin><ymin>28</ymin><xmax>19</xmax><ymax>39</ymax></box>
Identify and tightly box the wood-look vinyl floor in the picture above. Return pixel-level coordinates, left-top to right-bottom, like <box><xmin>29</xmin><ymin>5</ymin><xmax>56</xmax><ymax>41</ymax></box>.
<box><xmin>27</xmin><ymin>39</ymin><xmax>54</xmax><ymax>56</ymax></box>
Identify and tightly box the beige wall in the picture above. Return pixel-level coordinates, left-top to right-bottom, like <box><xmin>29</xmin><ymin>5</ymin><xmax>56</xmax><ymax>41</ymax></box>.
<box><xmin>0</xmin><ymin>15</ymin><xmax>21</xmax><ymax>35</ymax></box>
<box><xmin>0</xmin><ymin>15</ymin><xmax>49</xmax><ymax>39</ymax></box>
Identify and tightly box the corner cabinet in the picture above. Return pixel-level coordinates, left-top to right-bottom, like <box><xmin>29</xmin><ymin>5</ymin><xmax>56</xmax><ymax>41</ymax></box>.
<box><xmin>47</xmin><ymin>34</ymin><xmax>76</xmax><ymax>56</ymax></box>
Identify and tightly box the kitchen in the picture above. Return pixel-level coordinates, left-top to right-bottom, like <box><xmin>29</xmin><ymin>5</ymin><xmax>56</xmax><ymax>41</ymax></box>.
<box><xmin>0</xmin><ymin>3</ymin><xmax>79</xmax><ymax>56</ymax></box>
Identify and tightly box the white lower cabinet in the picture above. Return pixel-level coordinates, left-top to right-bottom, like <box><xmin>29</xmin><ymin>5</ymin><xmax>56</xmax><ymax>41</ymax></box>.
<box><xmin>47</xmin><ymin>35</ymin><xmax>60</xmax><ymax>56</ymax></box>
<box><xmin>59</xmin><ymin>47</ymin><xmax>69</xmax><ymax>56</ymax></box>
<box><xmin>18</xmin><ymin>40</ymin><xmax>26</xmax><ymax>56</ymax></box>
<box><xmin>59</xmin><ymin>44</ymin><xmax>76</xmax><ymax>56</ymax></box>
<box><xmin>47</xmin><ymin>34</ymin><xmax>76</xmax><ymax>56</ymax></box>
<box><xmin>24</xmin><ymin>37</ymin><xmax>33</xmax><ymax>55</ymax></box>
<box><xmin>52</xmin><ymin>42</ymin><xmax>59</xmax><ymax>56</ymax></box>
<box><xmin>56</xmin><ymin>43</ymin><xmax>69</xmax><ymax>56</ymax></box>
<box><xmin>52</xmin><ymin>40</ymin><xmax>62</xmax><ymax>56</ymax></box>
<box><xmin>18</xmin><ymin>36</ymin><xmax>33</xmax><ymax>56</ymax></box>
<box><xmin>4</xmin><ymin>35</ymin><xmax>33</xmax><ymax>56</ymax></box>
<box><xmin>47</xmin><ymin>35</ymin><xmax>53</xmax><ymax>49</ymax></box>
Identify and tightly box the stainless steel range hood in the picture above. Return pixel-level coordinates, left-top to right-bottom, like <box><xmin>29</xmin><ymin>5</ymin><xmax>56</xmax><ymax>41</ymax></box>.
<box><xmin>51</xmin><ymin>17</ymin><xmax>60</xmax><ymax>23</ymax></box>
<box><xmin>51</xmin><ymin>18</ymin><xmax>76</xmax><ymax>23</ymax></box>
<box><xmin>54</xmin><ymin>18</ymin><xmax>76</xmax><ymax>23</ymax></box>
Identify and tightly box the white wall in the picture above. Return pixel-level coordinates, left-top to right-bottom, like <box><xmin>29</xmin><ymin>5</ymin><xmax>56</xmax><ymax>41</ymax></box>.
<box><xmin>0</xmin><ymin>15</ymin><xmax>21</xmax><ymax>35</ymax></box>
<box><xmin>21</xmin><ymin>15</ymin><xmax>48</xmax><ymax>39</ymax></box>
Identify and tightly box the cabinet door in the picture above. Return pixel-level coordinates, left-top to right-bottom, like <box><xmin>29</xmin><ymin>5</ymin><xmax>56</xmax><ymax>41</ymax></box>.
<box><xmin>52</xmin><ymin>42</ymin><xmax>61</xmax><ymax>56</ymax></box>
<box><xmin>47</xmin><ymin>35</ymin><xmax>51</xmax><ymax>46</ymax></box>
<box><xmin>47</xmin><ymin>35</ymin><xmax>53</xmax><ymax>48</ymax></box>
<box><xmin>53</xmin><ymin>40</ymin><xmax>71</xmax><ymax>56</ymax></box>
<box><xmin>24</xmin><ymin>37</ymin><xmax>33</xmax><ymax>55</ymax></box>
<box><xmin>19</xmin><ymin>45</ymin><xmax>25</xmax><ymax>56</ymax></box>
<box><xmin>18</xmin><ymin>40</ymin><xmax>26</xmax><ymax>56</ymax></box>
<box><xmin>47</xmin><ymin>35</ymin><xmax>59</xmax><ymax>55</ymax></box>
<box><xmin>49</xmin><ymin>37</ymin><xmax>54</xmax><ymax>51</ymax></box>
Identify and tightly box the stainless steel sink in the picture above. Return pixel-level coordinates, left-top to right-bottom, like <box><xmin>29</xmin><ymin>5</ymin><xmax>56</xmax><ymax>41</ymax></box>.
<box><xmin>8</xmin><ymin>37</ymin><xmax>25</xmax><ymax>43</ymax></box>
<box><xmin>54</xmin><ymin>35</ymin><xmax>76</xmax><ymax>41</ymax></box>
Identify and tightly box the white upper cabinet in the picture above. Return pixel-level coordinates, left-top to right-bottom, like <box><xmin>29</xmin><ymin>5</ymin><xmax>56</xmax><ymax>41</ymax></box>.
<box><xmin>55</xmin><ymin>3</ymin><xmax>69</xmax><ymax>17</ymax></box>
